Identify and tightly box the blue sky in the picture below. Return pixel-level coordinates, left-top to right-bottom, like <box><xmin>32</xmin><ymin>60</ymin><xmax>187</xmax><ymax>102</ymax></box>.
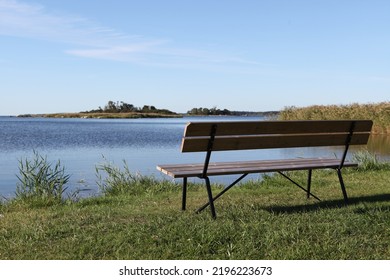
<box><xmin>1</xmin><ymin>0</ymin><xmax>389</xmax><ymax>115</ymax></box>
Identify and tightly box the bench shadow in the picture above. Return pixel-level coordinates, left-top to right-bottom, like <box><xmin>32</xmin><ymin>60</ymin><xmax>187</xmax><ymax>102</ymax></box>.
<box><xmin>261</xmin><ymin>194</ymin><xmax>390</xmax><ymax>214</ymax></box>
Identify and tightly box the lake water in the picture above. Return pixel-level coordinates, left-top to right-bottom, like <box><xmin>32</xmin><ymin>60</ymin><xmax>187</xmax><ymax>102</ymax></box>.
<box><xmin>1</xmin><ymin>116</ymin><xmax>389</xmax><ymax>198</ymax></box>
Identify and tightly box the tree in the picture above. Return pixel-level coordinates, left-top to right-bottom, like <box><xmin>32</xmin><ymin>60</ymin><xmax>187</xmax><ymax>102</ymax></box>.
<box><xmin>119</xmin><ymin>102</ymin><xmax>135</xmax><ymax>112</ymax></box>
<box><xmin>104</xmin><ymin>101</ymin><xmax>117</xmax><ymax>112</ymax></box>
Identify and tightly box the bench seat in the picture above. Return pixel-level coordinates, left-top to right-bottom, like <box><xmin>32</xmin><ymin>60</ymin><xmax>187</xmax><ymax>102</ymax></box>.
<box><xmin>157</xmin><ymin>158</ymin><xmax>358</xmax><ymax>178</ymax></box>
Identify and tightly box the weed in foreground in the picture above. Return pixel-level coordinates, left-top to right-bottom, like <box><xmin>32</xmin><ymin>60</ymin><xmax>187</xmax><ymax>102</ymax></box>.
<box><xmin>95</xmin><ymin>158</ymin><xmax>178</xmax><ymax>196</ymax></box>
<box><xmin>15</xmin><ymin>151</ymin><xmax>70</xmax><ymax>203</ymax></box>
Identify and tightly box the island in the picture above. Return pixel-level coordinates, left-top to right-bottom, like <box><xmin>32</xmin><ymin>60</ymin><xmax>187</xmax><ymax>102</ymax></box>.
<box><xmin>18</xmin><ymin>101</ymin><xmax>182</xmax><ymax>119</ymax></box>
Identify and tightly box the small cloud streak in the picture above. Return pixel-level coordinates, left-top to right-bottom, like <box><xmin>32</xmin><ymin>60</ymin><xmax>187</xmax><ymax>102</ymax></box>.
<box><xmin>0</xmin><ymin>0</ymin><xmax>257</xmax><ymax>70</ymax></box>
<box><xmin>65</xmin><ymin>41</ymin><xmax>170</xmax><ymax>63</ymax></box>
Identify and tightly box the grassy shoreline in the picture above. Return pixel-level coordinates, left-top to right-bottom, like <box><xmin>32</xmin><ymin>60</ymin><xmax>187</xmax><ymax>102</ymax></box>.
<box><xmin>1</xmin><ymin>157</ymin><xmax>390</xmax><ymax>260</ymax></box>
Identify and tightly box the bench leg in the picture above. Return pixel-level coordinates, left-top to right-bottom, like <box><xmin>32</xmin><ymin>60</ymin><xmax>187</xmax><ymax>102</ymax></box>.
<box><xmin>307</xmin><ymin>169</ymin><xmax>312</xmax><ymax>199</ymax></box>
<box><xmin>278</xmin><ymin>171</ymin><xmax>321</xmax><ymax>201</ymax></box>
<box><xmin>337</xmin><ymin>169</ymin><xmax>349</xmax><ymax>203</ymax></box>
<box><xmin>182</xmin><ymin>177</ymin><xmax>187</xmax><ymax>211</ymax></box>
<box><xmin>196</xmin><ymin>173</ymin><xmax>248</xmax><ymax>217</ymax></box>
<box><xmin>196</xmin><ymin>177</ymin><xmax>217</xmax><ymax>219</ymax></box>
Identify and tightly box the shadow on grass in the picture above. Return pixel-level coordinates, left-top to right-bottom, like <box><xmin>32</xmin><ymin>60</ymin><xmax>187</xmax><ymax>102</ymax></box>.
<box><xmin>262</xmin><ymin>193</ymin><xmax>390</xmax><ymax>214</ymax></box>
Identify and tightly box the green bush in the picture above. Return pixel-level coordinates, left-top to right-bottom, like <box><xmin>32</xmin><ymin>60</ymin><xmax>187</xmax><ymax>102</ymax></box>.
<box><xmin>15</xmin><ymin>151</ymin><xmax>70</xmax><ymax>202</ymax></box>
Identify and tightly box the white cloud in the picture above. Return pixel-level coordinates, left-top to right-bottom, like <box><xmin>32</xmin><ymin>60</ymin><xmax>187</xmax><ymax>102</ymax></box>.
<box><xmin>0</xmin><ymin>0</ymin><xmax>257</xmax><ymax>69</ymax></box>
<box><xmin>0</xmin><ymin>0</ymin><xmax>130</xmax><ymax>46</ymax></box>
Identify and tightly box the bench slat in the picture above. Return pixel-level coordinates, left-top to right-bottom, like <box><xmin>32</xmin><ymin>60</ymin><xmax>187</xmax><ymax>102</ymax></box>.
<box><xmin>184</xmin><ymin>120</ymin><xmax>373</xmax><ymax>137</ymax></box>
<box><xmin>181</xmin><ymin>132</ymin><xmax>370</xmax><ymax>152</ymax></box>
<box><xmin>157</xmin><ymin>158</ymin><xmax>357</xmax><ymax>178</ymax></box>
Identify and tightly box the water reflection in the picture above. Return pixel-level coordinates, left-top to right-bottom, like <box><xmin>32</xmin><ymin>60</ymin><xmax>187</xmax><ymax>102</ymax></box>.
<box><xmin>367</xmin><ymin>135</ymin><xmax>390</xmax><ymax>160</ymax></box>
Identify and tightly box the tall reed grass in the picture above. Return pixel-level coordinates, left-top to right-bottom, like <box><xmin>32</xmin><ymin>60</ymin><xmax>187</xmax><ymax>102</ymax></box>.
<box><xmin>15</xmin><ymin>151</ymin><xmax>70</xmax><ymax>204</ymax></box>
<box><xmin>95</xmin><ymin>159</ymin><xmax>177</xmax><ymax>196</ymax></box>
<box><xmin>279</xmin><ymin>102</ymin><xmax>390</xmax><ymax>134</ymax></box>
<box><xmin>352</xmin><ymin>150</ymin><xmax>390</xmax><ymax>171</ymax></box>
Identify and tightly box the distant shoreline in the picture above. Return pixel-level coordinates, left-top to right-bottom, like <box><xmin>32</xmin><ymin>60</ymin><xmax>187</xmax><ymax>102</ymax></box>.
<box><xmin>16</xmin><ymin>112</ymin><xmax>183</xmax><ymax>119</ymax></box>
<box><xmin>15</xmin><ymin>111</ymin><xmax>280</xmax><ymax>119</ymax></box>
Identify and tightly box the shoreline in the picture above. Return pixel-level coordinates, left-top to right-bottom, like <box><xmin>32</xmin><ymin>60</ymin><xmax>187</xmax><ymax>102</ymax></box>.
<box><xmin>15</xmin><ymin>112</ymin><xmax>279</xmax><ymax>119</ymax></box>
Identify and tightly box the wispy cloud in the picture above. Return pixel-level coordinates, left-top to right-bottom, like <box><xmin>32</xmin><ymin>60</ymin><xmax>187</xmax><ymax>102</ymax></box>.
<box><xmin>0</xmin><ymin>0</ymin><xmax>257</xmax><ymax>69</ymax></box>
<box><xmin>0</xmin><ymin>0</ymin><xmax>134</xmax><ymax>47</ymax></box>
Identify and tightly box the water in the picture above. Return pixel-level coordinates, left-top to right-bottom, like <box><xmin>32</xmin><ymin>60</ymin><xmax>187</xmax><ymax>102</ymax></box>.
<box><xmin>1</xmin><ymin>116</ymin><xmax>389</xmax><ymax>198</ymax></box>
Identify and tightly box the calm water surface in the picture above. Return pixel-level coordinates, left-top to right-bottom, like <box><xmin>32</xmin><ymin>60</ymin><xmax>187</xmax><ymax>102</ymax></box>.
<box><xmin>1</xmin><ymin>116</ymin><xmax>389</xmax><ymax>198</ymax></box>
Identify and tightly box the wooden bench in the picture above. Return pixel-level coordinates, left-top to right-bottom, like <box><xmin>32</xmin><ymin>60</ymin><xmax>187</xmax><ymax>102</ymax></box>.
<box><xmin>157</xmin><ymin>120</ymin><xmax>373</xmax><ymax>218</ymax></box>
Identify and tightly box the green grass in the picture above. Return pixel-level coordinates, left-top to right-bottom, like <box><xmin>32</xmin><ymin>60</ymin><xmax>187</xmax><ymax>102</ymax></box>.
<box><xmin>279</xmin><ymin>102</ymin><xmax>390</xmax><ymax>134</ymax></box>
<box><xmin>1</xmin><ymin>161</ymin><xmax>390</xmax><ymax>260</ymax></box>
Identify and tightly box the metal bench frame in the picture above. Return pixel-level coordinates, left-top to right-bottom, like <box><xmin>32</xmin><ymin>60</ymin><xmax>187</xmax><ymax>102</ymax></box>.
<box><xmin>157</xmin><ymin>120</ymin><xmax>373</xmax><ymax>218</ymax></box>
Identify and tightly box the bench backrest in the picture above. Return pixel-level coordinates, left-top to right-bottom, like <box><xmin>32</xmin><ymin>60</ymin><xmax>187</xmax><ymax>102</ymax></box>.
<box><xmin>181</xmin><ymin>120</ymin><xmax>373</xmax><ymax>153</ymax></box>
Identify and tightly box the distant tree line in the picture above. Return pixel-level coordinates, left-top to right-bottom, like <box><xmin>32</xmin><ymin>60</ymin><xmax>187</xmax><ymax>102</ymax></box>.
<box><xmin>83</xmin><ymin>101</ymin><xmax>176</xmax><ymax>115</ymax></box>
<box><xmin>187</xmin><ymin>107</ymin><xmax>232</xmax><ymax>116</ymax></box>
<box><xmin>186</xmin><ymin>106</ymin><xmax>279</xmax><ymax>117</ymax></box>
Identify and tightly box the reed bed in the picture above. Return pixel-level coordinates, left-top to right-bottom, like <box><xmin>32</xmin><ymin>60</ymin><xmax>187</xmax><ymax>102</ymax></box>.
<box><xmin>279</xmin><ymin>102</ymin><xmax>390</xmax><ymax>134</ymax></box>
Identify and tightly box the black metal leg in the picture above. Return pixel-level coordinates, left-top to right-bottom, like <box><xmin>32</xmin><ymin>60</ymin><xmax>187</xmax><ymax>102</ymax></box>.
<box><xmin>182</xmin><ymin>177</ymin><xmax>187</xmax><ymax>211</ymax></box>
<box><xmin>337</xmin><ymin>169</ymin><xmax>349</xmax><ymax>203</ymax></box>
<box><xmin>196</xmin><ymin>173</ymin><xmax>248</xmax><ymax>214</ymax></box>
<box><xmin>278</xmin><ymin>171</ymin><xmax>321</xmax><ymax>201</ymax></box>
<box><xmin>307</xmin><ymin>169</ymin><xmax>312</xmax><ymax>199</ymax></box>
<box><xmin>198</xmin><ymin>177</ymin><xmax>216</xmax><ymax>219</ymax></box>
